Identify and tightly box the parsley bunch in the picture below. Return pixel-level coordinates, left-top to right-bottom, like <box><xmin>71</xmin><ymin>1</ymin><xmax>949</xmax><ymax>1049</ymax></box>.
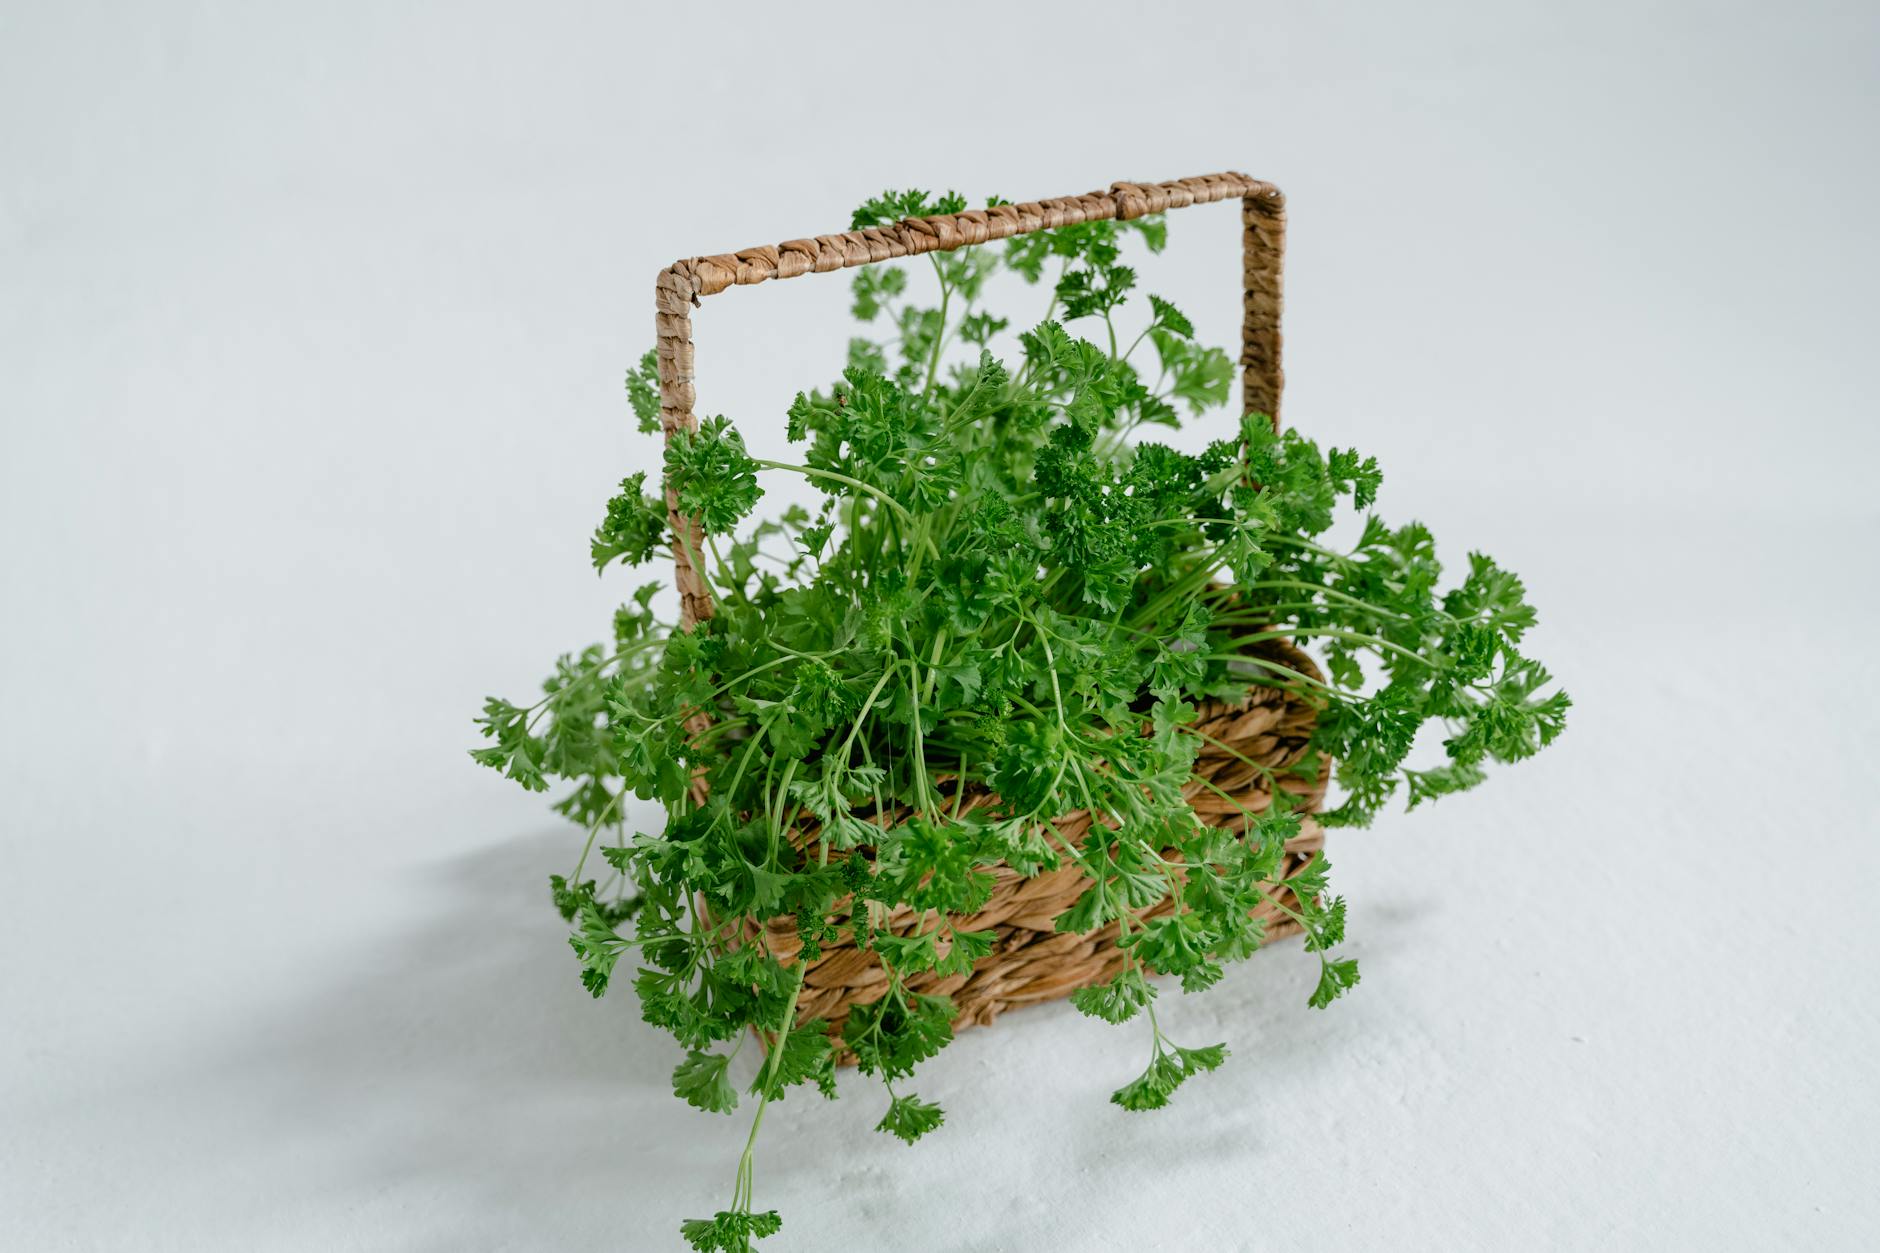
<box><xmin>474</xmin><ymin>191</ymin><xmax>1567</xmax><ymax>1250</ymax></box>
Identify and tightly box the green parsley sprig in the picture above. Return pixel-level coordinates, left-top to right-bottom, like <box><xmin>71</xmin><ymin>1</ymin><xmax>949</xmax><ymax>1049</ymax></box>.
<box><xmin>473</xmin><ymin>189</ymin><xmax>1567</xmax><ymax>1249</ymax></box>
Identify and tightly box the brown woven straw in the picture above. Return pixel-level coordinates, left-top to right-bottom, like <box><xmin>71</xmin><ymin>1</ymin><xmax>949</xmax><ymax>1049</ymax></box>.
<box><xmin>654</xmin><ymin>173</ymin><xmax>1322</xmax><ymax>1052</ymax></box>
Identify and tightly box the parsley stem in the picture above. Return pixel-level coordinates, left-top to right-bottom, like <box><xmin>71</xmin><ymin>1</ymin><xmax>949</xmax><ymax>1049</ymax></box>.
<box><xmin>1190</xmin><ymin>774</ymin><xmax>1293</xmax><ymax>845</ymax></box>
<box><xmin>731</xmin><ymin>958</ymin><xmax>807</xmax><ymax>1218</ymax></box>
<box><xmin>921</xmin><ymin>627</ymin><xmax>950</xmax><ymax>706</ymax></box>
<box><xmin>1240</xmin><ymin>578</ymin><xmax>1432</xmax><ymax>623</ymax></box>
<box><xmin>1121</xmin><ymin>324</ymin><xmax>1152</xmax><ymax>363</ymax></box>
<box><xmin>720</xmin><ymin>727</ymin><xmax>769</xmax><ymax>817</ymax></box>
<box><xmin>768</xmin><ymin>759</ymin><xmax>798</xmax><ymax>865</ymax></box>
<box><xmin>1260</xmin><ymin>533</ymin><xmax>1356</xmax><ymax>563</ymax></box>
<box><xmin>1132</xmin><ymin>559</ymin><xmax>1228</xmax><ymax>627</ymax></box>
<box><xmin>922</xmin><ymin>261</ymin><xmax>952</xmax><ymax>394</ymax></box>
<box><xmin>1034</xmin><ymin>626</ymin><xmax>1071</xmax><ymax>737</ymax></box>
<box><xmin>833</xmin><ymin>666</ymin><xmax>898</xmax><ymax>772</ymax></box>
<box><xmin>1233</xmin><ymin>627</ymin><xmax>1429</xmax><ymax>667</ymax></box>
<box><xmin>1196</xmin><ymin>652</ymin><xmax>1341</xmax><ymax>695</ymax></box>
<box><xmin>569</xmin><ymin>788</ymin><xmax>623</xmax><ymax>885</ymax></box>
<box><xmin>751</xmin><ymin>459</ymin><xmax>921</xmax><ymax>532</ymax></box>
<box><xmin>520</xmin><ymin>641</ymin><xmax>659</xmax><ymax>725</ymax></box>
<box><xmin>1179</xmin><ymin>727</ymin><xmax>1287</xmax><ymax>792</ymax></box>
<box><xmin>1207</xmin><ymin>600</ymin><xmax>1343</xmax><ymax>621</ymax></box>
<box><xmin>1263</xmin><ymin>892</ymin><xmax>1325</xmax><ymax>948</ymax></box>
<box><xmin>1143</xmin><ymin>998</ymin><xmax>1166</xmax><ymax>1061</ymax></box>
<box><xmin>677</xmin><ymin>650</ymin><xmax>842</xmax><ymax>727</ymax></box>
<box><xmin>905</xmin><ymin>661</ymin><xmax>938</xmax><ymax>814</ymax></box>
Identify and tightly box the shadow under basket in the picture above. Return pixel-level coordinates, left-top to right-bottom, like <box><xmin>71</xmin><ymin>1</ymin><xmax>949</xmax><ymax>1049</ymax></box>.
<box><xmin>721</xmin><ymin>637</ymin><xmax>1330</xmax><ymax>1062</ymax></box>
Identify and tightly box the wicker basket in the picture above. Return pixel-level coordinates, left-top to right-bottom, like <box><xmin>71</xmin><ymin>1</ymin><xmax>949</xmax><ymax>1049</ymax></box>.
<box><xmin>653</xmin><ymin>173</ymin><xmax>1327</xmax><ymax>1051</ymax></box>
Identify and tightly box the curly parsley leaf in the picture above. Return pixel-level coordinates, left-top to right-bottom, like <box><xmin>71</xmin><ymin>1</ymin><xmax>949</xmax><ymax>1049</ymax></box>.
<box><xmin>591</xmin><ymin>471</ymin><xmax>667</xmax><ymax>572</ymax></box>
<box><xmin>680</xmin><ymin>1209</ymin><xmax>782</xmax><ymax>1252</ymax></box>
<box><xmin>673</xmin><ymin>1050</ymin><xmax>739</xmax><ymax>1115</ymax></box>
<box><xmin>1111</xmin><ymin>1039</ymin><xmax>1229</xmax><ymax>1112</ymax></box>
<box><xmin>1069</xmin><ymin>967</ymin><xmax>1157</xmax><ymax>1024</ymax></box>
<box><xmin>749</xmin><ymin>1021</ymin><xmax>835</xmax><ymax>1101</ymax></box>
<box><xmin>626</xmin><ymin>349</ymin><xmax>662</xmax><ymax>434</ymax></box>
<box><xmin>1309</xmin><ymin>957</ymin><xmax>1363</xmax><ymax>1009</ymax></box>
<box><xmin>876</xmin><ymin>1092</ymin><xmax>945</xmax><ymax>1144</ymax></box>
<box><xmin>666</xmin><ymin>415</ymin><xmax>762</xmax><ymax>533</ymax></box>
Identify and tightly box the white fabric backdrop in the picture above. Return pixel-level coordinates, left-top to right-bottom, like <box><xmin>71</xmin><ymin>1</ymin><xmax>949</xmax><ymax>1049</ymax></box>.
<box><xmin>4</xmin><ymin>3</ymin><xmax>1876</xmax><ymax>1249</ymax></box>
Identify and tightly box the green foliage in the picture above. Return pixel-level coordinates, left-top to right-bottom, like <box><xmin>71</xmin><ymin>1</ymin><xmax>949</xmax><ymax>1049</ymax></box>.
<box><xmin>844</xmin><ymin>991</ymin><xmax>956</xmax><ymax>1082</ymax></box>
<box><xmin>1110</xmin><ymin>1029</ymin><xmax>1229</xmax><ymax>1113</ymax></box>
<box><xmin>1070</xmin><ymin>967</ymin><xmax>1157</xmax><ymax>1024</ymax></box>
<box><xmin>474</xmin><ymin>187</ymin><xmax>1567</xmax><ymax>1247</ymax></box>
<box><xmin>1310</xmin><ymin>957</ymin><xmax>1364</xmax><ymax>1009</ymax></box>
<box><xmin>748</xmin><ymin>1021</ymin><xmax>836</xmax><ymax>1101</ymax></box>
<box><xmin>666</xmin><ymin>415</ymin><xmax>762</xmax><ymax>534</ymax></box>
<box><xmin>626</xmin><ymin>349</ymin><xmax>662</xmax><ymax>434</ymax></box>
<box><xmin>591</xmin><ymin>472</ymin><xmax>667</xmax><ymax>572</ymax></box>
<box><xmin>876</xmin><ymin>1092</ymin><xmax>945</xmax><ymax>1144</ymax></box>
<box><xmin>672</xmin><ymin>1049</ymin><xmax>739</xmax><ymax>1115</ymax></box>
<box><xmin>568</xmin><ymin>899</ymin><xmax>633</xmax><ymax>996</ymax></box>
<box><xmin>679</xmin><ymin>1210</ymin><xmax>781</xmax><ymax>1252</ymax></box>
<box><xmin>850</xmin><ymin>188</ymin><xmax>968</xmax><ymax>229</ymax></box>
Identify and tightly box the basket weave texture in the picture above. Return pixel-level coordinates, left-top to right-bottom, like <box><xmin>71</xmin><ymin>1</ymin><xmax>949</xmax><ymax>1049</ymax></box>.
<box><xmin>654</xmin><ymin>172</ymin><xmax>1324</xmax><ymax>1051</ymax></box>
<box><xmin>744</xmin><ymin>641</ymin><xmax>1329</xmax><ymax>1046</ymax></box>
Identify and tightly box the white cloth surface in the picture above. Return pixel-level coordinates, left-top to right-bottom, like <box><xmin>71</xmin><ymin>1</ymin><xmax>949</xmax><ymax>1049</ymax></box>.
<box><xmin>4</xmin><ymin>4</ymin><xmax>1876</xmax><ymax>1249</ymax></box>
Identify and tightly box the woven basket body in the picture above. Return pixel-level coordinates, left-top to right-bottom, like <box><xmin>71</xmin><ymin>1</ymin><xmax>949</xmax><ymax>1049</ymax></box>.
<box><xmin>654</xmin><ymin>173</ymin><xmax>1322</xmax><ymax>1050</ymax></box>
<box><xmin>743</xmin><ymin>639</ymin><xmax>1328</xmax><ymax>1047</ymax></box>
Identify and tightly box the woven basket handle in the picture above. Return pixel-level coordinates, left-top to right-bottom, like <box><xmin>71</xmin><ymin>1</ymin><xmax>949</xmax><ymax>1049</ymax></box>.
<box><xmin>654</xmin><ymin>172</ymin><xmax>1286</xmax><ymax>629</ymax></box>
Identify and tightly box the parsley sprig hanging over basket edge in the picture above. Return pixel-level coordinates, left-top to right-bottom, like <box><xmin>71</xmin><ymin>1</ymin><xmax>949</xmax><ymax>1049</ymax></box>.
<box><xmin>473</xmin><ymin>188</ymin><xmax>1568</xmax><ymax>1252</ymax></box>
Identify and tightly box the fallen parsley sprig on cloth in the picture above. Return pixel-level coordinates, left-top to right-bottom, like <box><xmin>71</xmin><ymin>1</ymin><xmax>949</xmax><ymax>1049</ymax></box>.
<box><xmin>474</xmin><ymin>191</ymin><xmax>1567</xmax><ymax>1250</ymax></box>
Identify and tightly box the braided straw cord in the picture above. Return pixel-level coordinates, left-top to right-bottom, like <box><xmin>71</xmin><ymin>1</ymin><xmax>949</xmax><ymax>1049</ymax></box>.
<box><xmin>652</xmin><ymin>173</ymin><xmax>1314</xmax><ymax>1053</ymax></box>
<box><xmin>654</xmin><ymin>171</ymin><xmax>1286</xmax><ymax>629</ymax></box>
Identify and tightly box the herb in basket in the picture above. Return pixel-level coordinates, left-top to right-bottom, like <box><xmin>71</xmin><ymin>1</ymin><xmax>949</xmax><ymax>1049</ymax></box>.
<box><xmin>473</xmin><ymin>183</ymin><xmax>1567</xmax><ymax>1251</ymax></box>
